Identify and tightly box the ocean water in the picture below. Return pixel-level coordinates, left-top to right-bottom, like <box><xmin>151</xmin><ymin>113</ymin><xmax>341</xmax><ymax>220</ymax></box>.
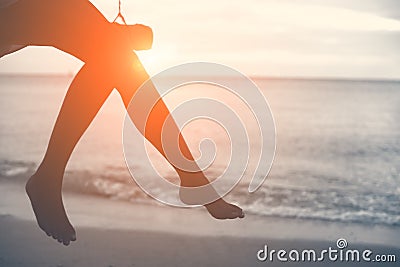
<box><xmin>0</xmin><ymin>75</ymin><xmax>399</xmax><ymax>226</ymax></box>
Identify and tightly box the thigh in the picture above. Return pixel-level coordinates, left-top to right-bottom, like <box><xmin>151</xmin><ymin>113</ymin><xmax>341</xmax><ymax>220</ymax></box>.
<box><xmin>1</xmin><ymin>1</ymin><xmax>67</xmax><ymax>44</ymax></box>
<box><xmin>0</xmin><ymin>0</ymin><xmax>111</xmax><ymax>62</ymax></box>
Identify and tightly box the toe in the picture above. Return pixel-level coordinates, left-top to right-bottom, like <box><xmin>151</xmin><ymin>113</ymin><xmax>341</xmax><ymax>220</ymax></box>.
<box><xmin>230</xmin><ymin>206</ymin><xmax>244</xmax><ymax>219</ymax></box>
<box><xmin>236</xmin><ymin>210</ymin><xmax>245</xmax><ymax>218</ymax></box>
<box><xmin>71</xmin><ymin>232</ymin><xmax>76</xmax><ymax>241</ymax></box>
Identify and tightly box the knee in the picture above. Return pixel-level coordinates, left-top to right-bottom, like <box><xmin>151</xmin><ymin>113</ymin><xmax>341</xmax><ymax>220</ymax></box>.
<box><xmin>114</xmin><ymin>50</ymin><xmax>148</xmax><ymax>80</ymax></box>
<box><xmin>91</xmin><ymin>48</ymin><xmax>144</xmax><ymax>80</ymax></box>
<box><xmin>92</xmin><ymin>49</ymin><xmax>150</xmax><ymax>103</ymax></box>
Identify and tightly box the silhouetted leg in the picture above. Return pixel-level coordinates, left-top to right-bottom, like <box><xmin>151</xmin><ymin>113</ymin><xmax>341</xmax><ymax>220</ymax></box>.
<box><xmin>26</xmin><ymin>63</ymin><xmax>114</xmax><ymax>245</ymax></box>
<box><xmin>26</xmin><ymin>52</ymin><xmax>242</xmax><ymax>247</ymax></box>
<box><xmin>3</xmin><ymin>0</ymin><xmax>243</xmax><ymax>247</ymax></box>
<box><xmin>116</xmin><ymin>53</ymin><xmax>244</xmax><ymax>219</ymax></box>
<box><xmin>3</xmin><ymin>0</ymin><xmax>126</xmax><ymax>245</ymax></box>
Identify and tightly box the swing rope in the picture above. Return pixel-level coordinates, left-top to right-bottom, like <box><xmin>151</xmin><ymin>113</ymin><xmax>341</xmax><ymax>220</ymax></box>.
<box><xmin>112</xmin><ymin>0</ymin><xmax>127</xmax><ymax>25</ymax></box>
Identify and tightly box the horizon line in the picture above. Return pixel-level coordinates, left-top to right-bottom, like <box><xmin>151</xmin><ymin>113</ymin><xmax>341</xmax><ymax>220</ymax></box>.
<box><xmin>0</xmin><ymin>72</ymin><xmax>399</xmax><ymax>84</ymax></box>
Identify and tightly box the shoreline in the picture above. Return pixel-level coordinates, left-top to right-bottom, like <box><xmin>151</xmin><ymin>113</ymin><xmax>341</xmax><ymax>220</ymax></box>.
<box><xmin>1</xmin><ymin>179</ymin><xmax>399</xmax><ymax>266</ymax></box>
<box><xmin>1</xmin><ymin>172</ymin><xmax>399</xmax><ymax>232</ymax></box>
<box><xmin>1</xmin><ymin>180</ymin><xmax>399</xmax><ymax>247</ymax></box>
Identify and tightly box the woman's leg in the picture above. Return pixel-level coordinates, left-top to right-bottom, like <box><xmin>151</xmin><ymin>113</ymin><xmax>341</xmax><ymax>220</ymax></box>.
<box><xmin>26</xmin><ymin>62</ymin><xmax>115</xmax><ymax>245</ymax></box>
<box><xmin>2</xmin><ymin>0</ymin><xmax>130</xmax><ymax>245</ymax></box>
<box><xmin>115</xmin><ymin>53</ymin><xmax>244</xmax><ymax>219</ymax></box>
<box><xmin>3</xmin><ymin>0</ymin><xmax>243</xmax><ymax>246</ymax></box>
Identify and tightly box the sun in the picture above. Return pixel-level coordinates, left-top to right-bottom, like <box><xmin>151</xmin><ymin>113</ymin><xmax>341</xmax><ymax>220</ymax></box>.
<box><xmin>136</xmin><ymin>44</ymin><xmax>178</xmax><ymax>74</ymax></box>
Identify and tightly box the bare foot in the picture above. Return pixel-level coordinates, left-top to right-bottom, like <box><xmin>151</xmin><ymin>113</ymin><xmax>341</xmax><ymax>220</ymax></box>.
<box><xmin>179</xmin><ymin>184</ymin><xmax>244</xmax><ymax>220</ymax></box>
<box><xmin>25</xmin><ymin>173</ymin><xmax>76</xmax><ymax>245</ymax></box>
<box><xmin>205</xmin><ymin>198</ymin><xmax>245</xmax><ymax>220</ymax></box>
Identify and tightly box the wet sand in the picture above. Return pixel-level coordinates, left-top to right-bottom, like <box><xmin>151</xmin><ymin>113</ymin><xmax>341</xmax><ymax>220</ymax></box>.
<box><xmin>0</xmin><ymin>180</ymin><xmax>399</xmax><ymax>267</ymax></box>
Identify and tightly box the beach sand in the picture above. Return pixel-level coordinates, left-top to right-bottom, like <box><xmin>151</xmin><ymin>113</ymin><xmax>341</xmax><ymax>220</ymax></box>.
<box><xmin>0</xmin><ymin>180</ymin><xmax>399</xmax><ymax>267</ymax></box>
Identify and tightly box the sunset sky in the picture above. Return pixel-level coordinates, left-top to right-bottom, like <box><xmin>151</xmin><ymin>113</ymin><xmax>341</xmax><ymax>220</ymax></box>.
<box><xmin>0</xmin><ymin>0</ymin><xmax>399</xmax><ymax>79</ymax></box>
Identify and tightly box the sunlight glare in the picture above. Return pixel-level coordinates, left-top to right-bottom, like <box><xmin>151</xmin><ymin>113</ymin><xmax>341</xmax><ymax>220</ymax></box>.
<box><xmin>136</xmin><ymin>44</ymin><xmax>178</xmax><ymax>74</ymax></box>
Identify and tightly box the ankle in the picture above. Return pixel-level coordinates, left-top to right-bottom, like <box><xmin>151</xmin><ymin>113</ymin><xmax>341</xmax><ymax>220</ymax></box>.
<box><xmin>31</xmin><ymin>164</ymin><xmax>64</xmax><ymax>186</ymax></box>
<box><xmin>178</xmin><ymin>171</ymin><xmax>211</xmax><ymax>187</ymax></box>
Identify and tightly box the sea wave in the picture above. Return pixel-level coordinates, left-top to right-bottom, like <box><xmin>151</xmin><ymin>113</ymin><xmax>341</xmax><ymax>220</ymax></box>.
<box><xmin>1</xmin><ymin>160</ymin><xmax>399</xmax><ymax>227</ymax></box>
